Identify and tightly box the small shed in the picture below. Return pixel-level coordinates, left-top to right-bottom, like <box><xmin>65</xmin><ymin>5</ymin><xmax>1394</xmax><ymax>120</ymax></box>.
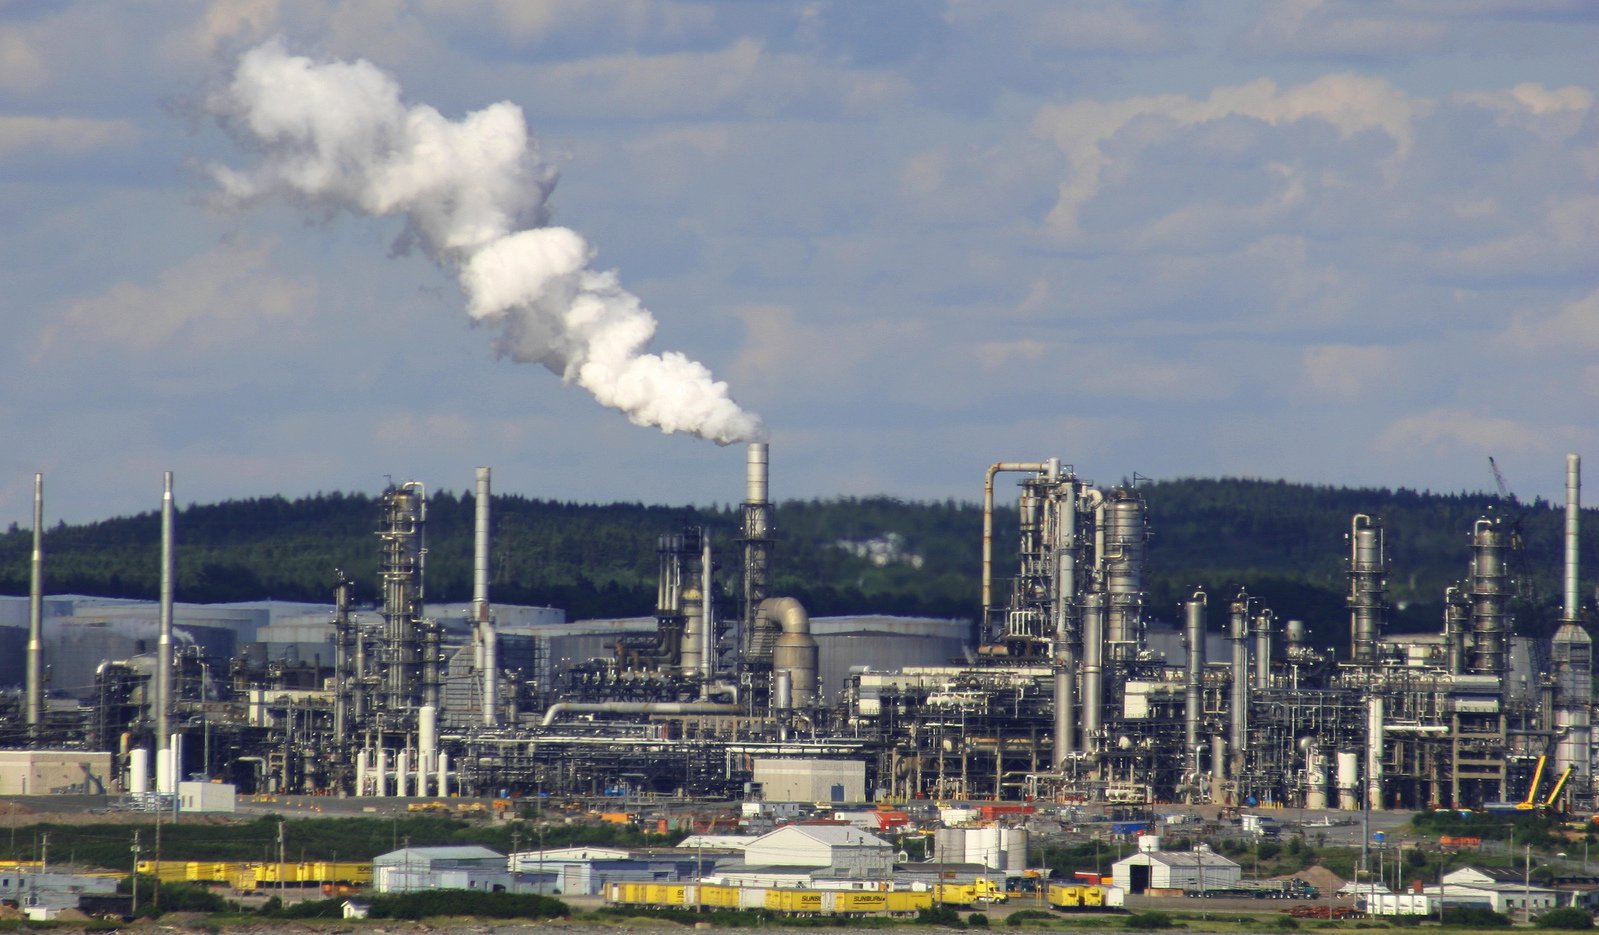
<box><xmin>342</xmin><ymin>900</ymin><xmax>370</xmax><ymax>919</ymax></box>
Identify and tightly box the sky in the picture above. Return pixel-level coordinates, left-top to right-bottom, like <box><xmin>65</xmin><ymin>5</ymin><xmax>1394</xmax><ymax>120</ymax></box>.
<box><xmin>1</xmin><ymin>1</ymin><xmax>1597</xmax><ymax>525</ymax></box>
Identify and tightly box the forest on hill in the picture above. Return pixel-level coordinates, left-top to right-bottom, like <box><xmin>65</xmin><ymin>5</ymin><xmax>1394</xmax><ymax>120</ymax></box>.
<box><xmin>0</xmin><ymin>477</ymin><xmax>1592</xmax><ymax>655</ymax></box>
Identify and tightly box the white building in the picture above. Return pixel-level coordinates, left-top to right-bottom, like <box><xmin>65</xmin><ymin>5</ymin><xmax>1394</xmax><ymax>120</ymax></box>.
<box><xmin>740</xmin><ymin>825</ymin><xmax>895</xmax><ymax>880</ymax></box>
<box><xmin>1112</xmin><ymin>838</ymin><xmax>1240</xmax><ymax>895</ymax></box>
<box><xmin>753</xmin><ymin>759</ymin><xmax>866</xmax><ymax>803</ymax></box>
<box><xmin>0</xmin><ymin>751</ymin><xmax>112</xmax><ymax>795</ymax></box>
<box><xmin>1423</xmin><ymin>867</ymin><xmax>1562</xmax><ymax>917</ymax></box>
<box><xmin>373</xmin><ymin>846</ymin><xmax>510</xmax><ymax>893</ymax></box>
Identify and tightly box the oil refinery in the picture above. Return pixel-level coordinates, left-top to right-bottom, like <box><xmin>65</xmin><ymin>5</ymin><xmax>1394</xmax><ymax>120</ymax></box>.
<box><xmin>0</xmin><ymin>446</ymin><xmax>1593</xmax><ymax>816</ymax></box>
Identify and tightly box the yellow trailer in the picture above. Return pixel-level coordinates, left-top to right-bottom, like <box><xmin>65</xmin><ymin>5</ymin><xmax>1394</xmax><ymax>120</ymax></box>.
<box><xmin>887</xmin><ymin>891</ymin><xmax>934</xmax><ymax>915</ymax></box>
<box><xmin>765</xmin><ymin>889</ymin><xmax>825</xmax><ymax>914</ymax></box>
<box><xmin>830</xmin><ymin>892</ymin><xmax>889</xmax><ymax>914</ymax></box>
<box><xmin>1048</xmin><ymin>884</ymin><xmax>1082</xmax><ymax>908</ymax></box>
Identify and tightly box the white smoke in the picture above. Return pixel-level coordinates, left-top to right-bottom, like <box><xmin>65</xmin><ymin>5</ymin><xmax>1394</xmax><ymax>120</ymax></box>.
<box><xmin>206</xmin><ymin>40</ymin><xmax>764</xmax><ymax>445</ymax></box>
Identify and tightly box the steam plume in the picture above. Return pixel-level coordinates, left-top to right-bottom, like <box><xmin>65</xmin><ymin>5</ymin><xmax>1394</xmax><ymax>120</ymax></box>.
<box><xmin>206</xmin><ymin>41</ymin><xmax>764</xmax><ymax>444</ymax></box>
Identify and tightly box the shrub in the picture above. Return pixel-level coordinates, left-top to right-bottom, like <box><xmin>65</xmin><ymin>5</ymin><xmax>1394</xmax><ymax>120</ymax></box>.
<box><xmin>1124</xmin><ymin>911</ymin><xmax>1175</xmax><ymax>929</ymax></box>
<box><xmin>917</xmin><ymin>905</ymin><xmax>966</xmax><ymax>927</ymax></box>
<box><xmin>1536</xmin><ymin>908</ymin><xmax>1596</xmax><ymax>930</ymax></box>
<box><xmin>969</xmin><ymin>912</ymin><xmax>990</xmax><ymax>927</ymax></box>
<box><xmin>1442</xmin><ymin>906</ymin><xmax>1511</xmax><ymax>927</ymax></box>
<box><xmin>1006</xmin><ymin>910</ymin><xmax>1055</xmax><ymax>926</ymax></box>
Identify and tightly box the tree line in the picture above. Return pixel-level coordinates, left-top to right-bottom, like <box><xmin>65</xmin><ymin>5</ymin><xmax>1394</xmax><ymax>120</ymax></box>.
<box><xmin>0</xmin><ymin>478</ymin><xmax>1592</xmax><ymax>652</ymax></box>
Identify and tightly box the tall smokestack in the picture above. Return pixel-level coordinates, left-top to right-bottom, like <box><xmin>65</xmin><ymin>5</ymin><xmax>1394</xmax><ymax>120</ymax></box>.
<box><xmin>1566</xmin><ymin>453</ymin><xmax>1581</xmax><ymax>622</ymax></box>
<box><xmin>156</xmin><ymin>472</ymin><xmax>174</xmax><ymax>753</ymax></box>
<box><xmin>475</xmin><ymin>467</ymin><xmax>498</xmax><ymax>727</ymax></box>
<box><xmin>27</xmin><ymin>473</ymin><xmax>43</xmax><ymax>732</ymax></box>
<box><xmin>742</xmin><ymin>443</ymin><xmax>771</xmax><ymax>649</ymax></box>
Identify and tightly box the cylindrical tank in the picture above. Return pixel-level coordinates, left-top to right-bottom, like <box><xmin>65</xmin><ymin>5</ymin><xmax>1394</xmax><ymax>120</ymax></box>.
<box><xmin>773</xmin><ymin>669</ymin><xmax>793</xmax><ymax>711</ymax></box>
<box><xmin>375</xmin><ymin>749</ymin><xmax>389</xmax><ymax>798</ymax></box>
<box><xmin>1003</xmin><ymin>828</ymin><xmax>1029</xmax><ymax>875</ymax></box>
<box><xmin>438</xmin><ymin>752</ymin><xmax>450</xmax><ymax>797</ymax></box>
<box><xmin>171</xmin><ymin>732</ymin><xmax>184</xmax><ymax>789</ymax></box>
<box><xmin>419</xmin><ymin>704</ymin><xmax>438</xmax><ymax>796</ymax></box>
<box><xmin>1337</xmin><ymin>751</ymin><xmax>1360</xmax><ymax>811</ymax></box>
<box><xmin>155</xmin><ymin>748</ymin><xmax>172</xmax><ymax>796</ymax></box>
<box><xmin>129</xmin><ymin>748</ymin><xmax>150</xmax><ymax>796</ymax></box>
<box><xmin>355</xmin><ymin>749</ymin><xmax>368</xmax><ymax>797</ymax></box>
<box><xmin>973</xmin><ymin>826</ymin><xmax>1002</xmax><ymax>870</ymax></box>
<box><xmin>1306</xmin><ymin>750</ymin><xmax>1329</xmax><ymax>810</ymax></box>
<box><xmin>396</xmin><ymin>749</ymin><xmax>410</xmax><ymax>798</ymax></box>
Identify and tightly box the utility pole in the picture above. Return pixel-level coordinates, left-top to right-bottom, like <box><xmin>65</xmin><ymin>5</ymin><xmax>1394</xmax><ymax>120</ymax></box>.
<box><xmin>131</xmin><ymin>830</ymin><xmax>141</xmax><ymax>916</ymax></box>
<box><xmin>278</xmin><ymin>819</ymin><xmax>286</xmax><ymax>897</ymax></box>
<box><xmin>40</xmin><ymin>833</ymin><xmax>47</xmax><ymax>872</ymax></box>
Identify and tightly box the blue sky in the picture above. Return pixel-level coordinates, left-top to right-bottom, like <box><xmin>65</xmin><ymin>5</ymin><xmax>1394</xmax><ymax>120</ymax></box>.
<box><xmin>1</xmin><ymin>1</ymin><xmax>1596</xmax><ymax>524</ymax></box>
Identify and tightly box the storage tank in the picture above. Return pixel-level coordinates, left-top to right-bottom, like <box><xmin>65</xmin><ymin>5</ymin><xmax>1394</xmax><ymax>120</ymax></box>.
<box><xmin>1337</xmin><ymin>750</ymin><xmax>1360</xmax><ymax>811</ymax></box>
<box><xmin>1003</xmin><ymin>828</ymin><xmax>1029</xmax><ymax>876</ymax></box>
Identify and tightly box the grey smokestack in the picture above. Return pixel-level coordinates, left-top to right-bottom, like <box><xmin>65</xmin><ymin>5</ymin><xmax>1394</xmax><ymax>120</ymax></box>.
<box><xmin>475</xmin><ymin>467</ymin><xmax>498</xmax><ymax>727</ymax></box>
<box><xmin>1566</xmin><ymin>453</ymin><xmax>1581</xmax><ymax>622</ymax></box>
<box><xmin>27</xmin><ymin>473</ymin><xmax>43</xmax><ymax>731</ymax></box>
<box><xmin>157</xmin><ymin>471</ymin><xmax>174</xmax><ymax>752</ymax></box>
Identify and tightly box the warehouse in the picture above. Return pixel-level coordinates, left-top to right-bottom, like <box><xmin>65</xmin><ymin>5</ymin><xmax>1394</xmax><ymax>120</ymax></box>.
<box><xmin>373</xmin><ymin>846</ymin><xmax>511</xmax><ymax>894</ymax></box>
<box><xmin>507</xmin><ymin>846</ymin><xmax>727</xmax><ymax>895</ymax></box>
<box><xmin>1112</xmin><ymin>838</ymin><xmax>1239</xmax><ymax>895</ymax></box>
<box><xmin>741</xmin><ymin>825</ymin><xmax>894</xmax><ymax>879</ymax></box>
<box><xmin>752</xmin><ymin>759</ymin><xmax>866</xmax><ymax>803</ymax></box>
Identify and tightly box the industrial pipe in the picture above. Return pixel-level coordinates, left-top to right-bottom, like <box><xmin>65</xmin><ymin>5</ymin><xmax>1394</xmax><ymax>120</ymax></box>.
<box><xmin>701</xmin><ymin>531</ymin><xmax>714</xmax><ymax>684</ymax></box>
<box><xmin>765</xmin><ymin>596</ymin><xmax>818</xmax><ymax>705</ymax></box>
<box><xmin>540</xmin><ymin>701</ymin><xmax>741</xmax><ymax>727</ymax></box>
<box><xmin>476</xmin><ymin>467</ymin><xmax>498</xmax><ymax>727</ymax></box>
<box><xmin>1253</xmin><ymin>607</ymin><xmax>1272</xmax><ymax>690</ymax></box>
<box><xmin>157</xmin><ymin>472</ymin><xmax>174</xmax><ymax>754</ymax></box>
<box><xmin>982</xmin><ymin>462</ymin><xmax>1052</xmax><ymax>641</ymax></box>
<box><xmin>27</xmin><ymin>473</ymin><xmax>42</xmax><ymax>731</ymax></box>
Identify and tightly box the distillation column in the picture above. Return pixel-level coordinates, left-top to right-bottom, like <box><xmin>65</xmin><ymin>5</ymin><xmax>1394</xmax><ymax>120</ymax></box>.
<box><xmin>378</xmin><ymin>482</ymin><xmax>427</xmax><ymax>717</ymax></box>
<box><xmin>1468</xmin><ymin>518</ymin><xmax>1509</xmax><ymax>676</ymax></box>
<box><xmin>1253</xmin><ymin>607</ymin><xmax>1273</xmax><ymax>690</ymax></box>
<box><xmin>1102</xmin><ymin>491</ymin><xmax>1147</xmax><ymax>663</ymax></box>
<box><xmin>1551</xmin><ymin>454</ymin><xmax>1591</xmax><ymax>802</ymax></box>
<box><xmin>475</xmin><ymin>467</ymin><xmax>498</xmax><ymax>727</ymax></box>
<box><xmin>26</xmin><ymin>474</ymin><xmax>43</xmax><ymax>733</ymax></box>
<box><xmin>1348</xmin><ymin>514</ymin><xmax>1386</xmax><ymax>665</ymax></box>
<box><xmin>156</xmin><ymin>472</ymin><xmax>175</xmax><ymax>788</ymax></box>
<box><xmin>1229</xmin><ymin>593</ymin><xmax>1250</xmax><ymax>787</ymax></box>
<box><xmin>1183</xmin><ymin>592</ymin><xmax>1207</xmax><ymax>798</ymax></box>
<box><xmin>1052</xmin><ymin>477</ymin><xmax>1078</xmax><ymax>767</ymax></box>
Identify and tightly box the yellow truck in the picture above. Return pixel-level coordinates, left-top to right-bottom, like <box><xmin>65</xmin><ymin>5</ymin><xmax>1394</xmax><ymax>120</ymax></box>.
<box><xmin>935</xmin><ymin>877</ymin><xmax>1008</xmax><ymax>906</ymax></box>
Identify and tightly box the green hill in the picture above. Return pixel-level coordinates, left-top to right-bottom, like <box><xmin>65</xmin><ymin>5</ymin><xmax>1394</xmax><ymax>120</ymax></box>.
<box><xmin>0</xmin><ymin>478</ymin><xmax>1590</xmax><ymax>656</ymax></box>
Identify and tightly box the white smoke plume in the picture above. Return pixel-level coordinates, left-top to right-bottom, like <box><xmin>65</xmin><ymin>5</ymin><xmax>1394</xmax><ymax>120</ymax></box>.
<box><xmin>206</xmin><ymin>41</ymin><xmax>764</xmax><ymax>445</ymax></box>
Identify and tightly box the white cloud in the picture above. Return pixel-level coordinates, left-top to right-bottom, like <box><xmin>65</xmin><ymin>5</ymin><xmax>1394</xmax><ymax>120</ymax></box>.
<box><xmin>1300</xmin><ymin>344</ymin><xmax>1403</xmax><ymax>399</ymax></box>
<box><xmin>39</xmin><ymin>239</ymin><xmax>314</xmax><ymax>357</ymax></box>
<box><xmin>1030</xmin><ymin>73</ymin><xmax>1431</xmax><ymax>237</ymax></box>
<box><xmin>0</xmin><ymin>115</ymin><xmax>136</xmax><ymax>157</ymax></box>
<box><xmin>1375</xmin><ymin>408</ymin><xmax>1580</xmax><ymax>459</ymax></box>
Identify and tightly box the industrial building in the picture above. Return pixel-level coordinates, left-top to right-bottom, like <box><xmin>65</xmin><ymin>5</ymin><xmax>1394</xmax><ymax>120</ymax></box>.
<box><xmin>0</xmin><ymin>447</ymin><xmax>1594</xmax><ymax>813</ymax></box>
<box><xmin>1112</xmin><ymin>837</ymin><xmax>1241</xmax><ymax>895</ymax></box>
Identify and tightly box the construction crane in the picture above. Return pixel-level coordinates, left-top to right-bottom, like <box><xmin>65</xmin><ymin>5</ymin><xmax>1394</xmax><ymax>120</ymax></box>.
<box><xmin>1517</xmin><ymin>755</ymin><xmax>1549</xmax><ymax>809</ymax></box>
<box><xmin>1488</xmin><ymin>456</ymin><xmax>1541</xmax><ymax>610</ymax></box>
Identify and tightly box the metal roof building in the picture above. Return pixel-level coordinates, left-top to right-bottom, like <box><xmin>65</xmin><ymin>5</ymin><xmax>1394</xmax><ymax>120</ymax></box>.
<box><xmin>1112</xmin><ymin>840</ymin><xmax>1240</xmax><ymax>895</ymax></box>
<box><xmin>373</xmin><ymin>845</ymin><xmax>512</xmax><ymax>894</ymax></box>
